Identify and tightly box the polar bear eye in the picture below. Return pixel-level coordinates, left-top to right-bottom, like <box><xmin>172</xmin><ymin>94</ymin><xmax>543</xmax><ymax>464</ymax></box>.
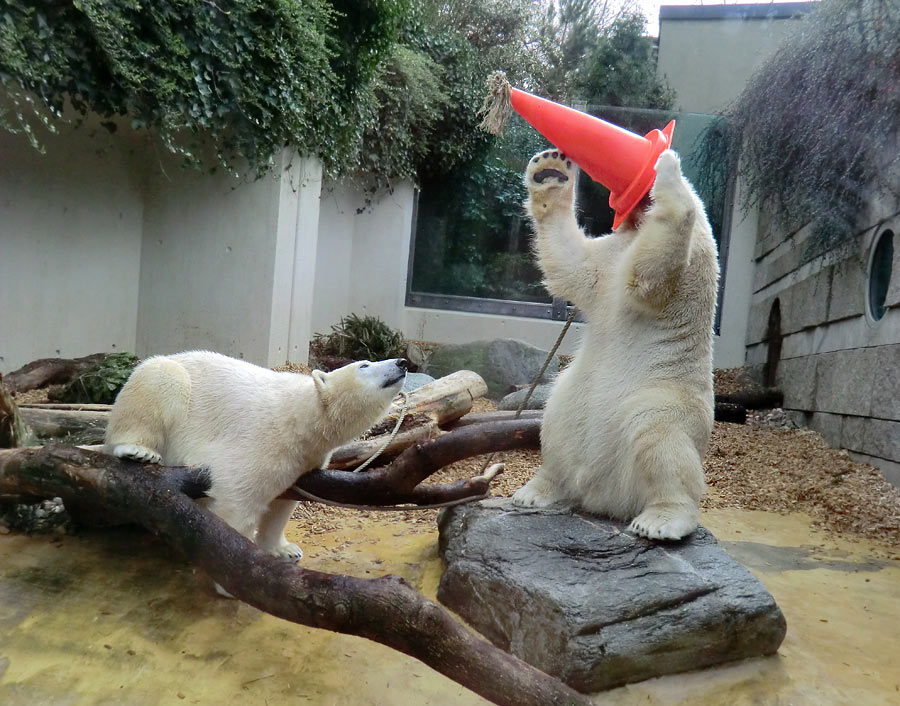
<box><xmin>359</xmin><ymin>363</ymin><xmax>370</xmax><ymax>369</ymax></box>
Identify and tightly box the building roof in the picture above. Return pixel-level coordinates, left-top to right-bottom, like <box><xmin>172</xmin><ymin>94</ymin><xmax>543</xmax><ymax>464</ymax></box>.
<box><xmin>660</xmin><ymin>2</ymin><xmax>817</xmax><ymax>22</ymax></box>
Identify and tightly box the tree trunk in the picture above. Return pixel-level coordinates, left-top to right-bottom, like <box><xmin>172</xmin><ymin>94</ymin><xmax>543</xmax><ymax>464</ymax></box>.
<box><xmin>18</xmin><ymin>407</ymin><xmax>109</xmax><ymax>442</ymax></box>
<box><xmin>0</xmin><ymin>444</ymin><xmax>592</xmax><ymax>706</ymax></box>
<box><xmin>2</xmin><ymin>353</ymin><xmax>107</xmax><ymax>393</ymax></box>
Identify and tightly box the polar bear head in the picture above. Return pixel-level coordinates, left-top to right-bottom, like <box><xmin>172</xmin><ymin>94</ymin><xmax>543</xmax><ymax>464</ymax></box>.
<box><xmin>311</xmin><ymin>358</ymin><xmax>408</xmax><ymax>437</ymax></box>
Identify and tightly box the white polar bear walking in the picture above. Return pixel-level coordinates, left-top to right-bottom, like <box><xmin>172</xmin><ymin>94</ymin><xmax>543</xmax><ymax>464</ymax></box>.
<box><xmin>512</xmin><ymin>149</ymin><xmax>719</xmax><ymax>540</ymax></box>
<box><xmin>105</xmin><ymin>351</ymin><xmax>407</xmax><ymax>561</ymax></box>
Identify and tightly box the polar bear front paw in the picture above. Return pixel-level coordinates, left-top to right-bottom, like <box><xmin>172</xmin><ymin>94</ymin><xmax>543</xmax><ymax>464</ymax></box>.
<box><xmin>525</xmin><ymin>150</ymin><xmax>576</xmax><ymax>216</ymax></box>
<box><xmin>272</xmin><ymin>541</ymin><xmax>303</xmax><ymax>562</ymax></box>
<box><xmin>629</xmin><ymin>503</ymin><xmax>697</xmax><ymax>541</ymax></box>
<box><xmin>112</xmin><ymin>443</ymin><xmax>162</xmax><ymax>464</ymax></box>
<box><xmin>650</xmin><ymin>150</ymin><xmax>689</xmax><ymax>205</ymax></box>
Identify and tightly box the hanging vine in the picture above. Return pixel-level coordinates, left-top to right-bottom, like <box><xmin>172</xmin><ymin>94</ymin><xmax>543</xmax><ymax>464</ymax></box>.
<box><xmin>696</xmin><ymin>0</ymin><xmax>900</xmax><ymax>256</ymax></box>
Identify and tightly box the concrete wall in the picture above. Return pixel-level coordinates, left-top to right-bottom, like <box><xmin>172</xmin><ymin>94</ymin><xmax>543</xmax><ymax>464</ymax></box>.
<box><xmin>312</xmin><ymin>180</ymin><xmax>415</xmax><ymax>337</ymax></box>
<box><xmin>0</xmin><ymin>123</ymin><xmax>144</xmax><ymax>372</ymax></box>
<box><xmin>2</xmin><ymin>118</ymin><xmax>324</xmax><ymax>375</ymax></box>
<box><xmin>137</xmin><ymin>150</ymin><xmax>322</xmax><ymax>367</ymax></box>
<box><xmin>658</xmin><ymin>3</ymin><xmax>814</xmax><ymax>114</ymax></box>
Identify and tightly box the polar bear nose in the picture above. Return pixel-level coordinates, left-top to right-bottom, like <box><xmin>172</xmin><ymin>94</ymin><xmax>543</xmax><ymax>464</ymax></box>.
<box><xmin>395</xmin><ymin>359</ymin><xmax>408</xmax><ymax>371</ymax></box>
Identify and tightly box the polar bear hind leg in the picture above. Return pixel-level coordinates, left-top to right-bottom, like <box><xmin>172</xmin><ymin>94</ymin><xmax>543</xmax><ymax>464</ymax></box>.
<box><xmin>627</xmin><ymin>424</ymin><xmax>705</xmax><ymax>541</ymax></box>
<box><xmin>105</xmin><ymin>357</ymin><xmax>191</xmax><ymax>464</ymax></box>
<box><xmin>512</xmin><ymin>466</ymin><xmax>569</xmax><ymax>508</ymax></box>
<box><xmin>256</xmin><ymin>499</ymin><xmax>303</xmax><ymax>561</ymax></box>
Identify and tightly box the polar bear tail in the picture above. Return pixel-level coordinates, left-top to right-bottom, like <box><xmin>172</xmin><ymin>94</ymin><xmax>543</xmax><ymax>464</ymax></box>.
<box><xmin>105</xmin><ymin>357</ymin><xmax>191</xmax><ymax>463</ymax></box>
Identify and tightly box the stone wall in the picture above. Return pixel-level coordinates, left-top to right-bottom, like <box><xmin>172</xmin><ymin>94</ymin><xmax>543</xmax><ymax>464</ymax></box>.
<box><xmin>745</xmin><ymin>203</ymin><xmax>900</xmax><ymax>485</ymax></box>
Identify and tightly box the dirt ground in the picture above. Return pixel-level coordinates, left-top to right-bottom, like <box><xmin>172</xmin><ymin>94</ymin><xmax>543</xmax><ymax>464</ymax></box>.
<box><xmin>293</xmin><ymin>392</ymin><xmax>900</xmax><ymax>559</ymax></box>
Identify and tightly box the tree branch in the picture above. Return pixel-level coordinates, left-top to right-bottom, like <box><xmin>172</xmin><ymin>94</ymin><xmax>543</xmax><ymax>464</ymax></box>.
<box><xmin>0</xmin><ymin>444</ymin><xmax>593</xmax><ymax>706</ymax></box>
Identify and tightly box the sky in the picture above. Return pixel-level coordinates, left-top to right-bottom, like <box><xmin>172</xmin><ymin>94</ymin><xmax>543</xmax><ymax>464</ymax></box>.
<box><xmin>635</xmin><ymin>0</ymin><xmax>815</xmax><ymax>36</ymax></box>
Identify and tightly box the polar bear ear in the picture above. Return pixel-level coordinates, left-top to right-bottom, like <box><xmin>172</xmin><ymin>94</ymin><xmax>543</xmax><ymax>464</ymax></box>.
<box><xmin>312</xmin><ymin>369</ymin><xmax>328</xmax><ymax>396</ymax></box>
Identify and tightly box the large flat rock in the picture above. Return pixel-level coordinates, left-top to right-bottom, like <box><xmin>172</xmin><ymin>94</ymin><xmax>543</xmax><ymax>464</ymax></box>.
<box><xmin>438</xmin><ymin>501</ymin><xmax>786</xmax><ymax>693</ymax></box>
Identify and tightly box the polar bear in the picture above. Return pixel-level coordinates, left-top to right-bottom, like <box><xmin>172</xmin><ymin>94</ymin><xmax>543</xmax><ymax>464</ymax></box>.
<box><xmin>512</xmin><ymin>149</ymin><xmax>719</xmax><ymax>540</ymax></box>
<box><xmin>105</xmin><ymin>351</ymin><xmax>407</xmax><ymax>561</ymax></box>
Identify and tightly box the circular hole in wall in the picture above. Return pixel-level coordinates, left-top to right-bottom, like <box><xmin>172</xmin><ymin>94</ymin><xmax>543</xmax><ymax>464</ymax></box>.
<box><xmin>867</xmin><ymin>229</ymin><xmax>894</xmax><ymax>322</ymax></box>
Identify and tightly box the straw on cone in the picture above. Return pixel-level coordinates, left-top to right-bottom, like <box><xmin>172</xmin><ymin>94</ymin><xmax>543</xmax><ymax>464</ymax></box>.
<box><xmin>510</xmin><ymin>88</ymin><xmax>675</xmax><ymax>229</ymax></box>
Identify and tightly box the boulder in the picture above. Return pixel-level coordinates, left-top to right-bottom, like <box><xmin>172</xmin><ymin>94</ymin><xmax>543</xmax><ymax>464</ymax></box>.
<box><xmin>498</xmin><ymin>383</ymin><xmax>554</xmax><ymax>411</ymax></box>
<box><xmin>438</xmin><ymin>500</ymin><xmax>786</xmax><ymax>693</ymax></box>
<box><xmin>424</xmin><ymin>340</ymin><xmax>559</xmax><ymax>400</ymax></box>
<box><xmin>401</xmin><ymin>372</ymin><xmax>435</xmax><ymax>393</ymax></box>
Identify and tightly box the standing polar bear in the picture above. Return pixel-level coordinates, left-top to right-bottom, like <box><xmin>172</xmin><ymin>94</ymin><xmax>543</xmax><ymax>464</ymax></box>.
<box><xmin>512</xmin><ymin>149</ymin><xmax>719</xmax><ymax>540</ymax></box>
<box><xmin>106</xmin><ymin>351</ymin><xmax>407</xmax><ymax>561</ymax></box>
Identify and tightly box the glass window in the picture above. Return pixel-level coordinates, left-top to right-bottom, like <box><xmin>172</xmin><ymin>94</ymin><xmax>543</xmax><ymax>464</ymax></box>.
<box><xmin>868</xmin><ymin>229</ymin><xmax>894</xmax><ymax>322</ymax></box>
<box><xmin>407</xmin><ymin>105</ymin><xmax>730</xmax><ymax>327</ymax></box>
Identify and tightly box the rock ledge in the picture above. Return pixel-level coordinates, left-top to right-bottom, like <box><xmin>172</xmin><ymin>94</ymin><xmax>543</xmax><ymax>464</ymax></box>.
<box><xmin>438</xmin><ymin>500</ymin><xmax>786</xmax><ymax>692</ymax></box>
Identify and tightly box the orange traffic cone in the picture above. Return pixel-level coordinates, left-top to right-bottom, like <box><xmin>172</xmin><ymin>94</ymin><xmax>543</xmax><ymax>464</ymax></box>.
<box><xmin>509</xmin><ymin>88</ymin><xmax>675</xmax><ymax>230</ymax></box>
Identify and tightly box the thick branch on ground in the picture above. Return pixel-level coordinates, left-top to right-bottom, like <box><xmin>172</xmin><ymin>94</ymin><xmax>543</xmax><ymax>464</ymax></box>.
<box><xmin>716</xmin><ymin>388</ymin><xmax>784</xmax><ymax>410</ymax></box>
<box><xmin>2</xmin><ymin>353</ymin><xmax>106</xmax><ymax>393</ymax></box>
<box><xmin>286</xmin><ymin>419</ymin><xmax>541</xmax><ymax>506</ymax></box>
<box><xmin>327</xmin><ymin>415</ymin><xmax>443</xmax><ymax>471</ymax></box>
<box><xmin>0</xmin><ymin>444</ymin><xmax>593</xmax><ymax>706</ymax></box>
<box><xmin>19</xmin><ymin>407</ymin><xmax>109</xmax><ymax>443</ymax></box>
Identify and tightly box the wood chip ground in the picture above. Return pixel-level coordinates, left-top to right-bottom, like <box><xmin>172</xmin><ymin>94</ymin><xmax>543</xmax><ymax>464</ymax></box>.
<box><xmin>293</xmin><ymin>375</ymin><xmax>900</xmax><ymax>556</ymax></box>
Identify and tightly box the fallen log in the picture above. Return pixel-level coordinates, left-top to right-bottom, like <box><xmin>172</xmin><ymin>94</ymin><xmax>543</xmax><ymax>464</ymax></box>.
<box><xmin>387</xmin><ymin>369</ymin><xmax>488</xmax><ymax>423</ymax></box>
<box><xmin>0</xmin><ymin>435</ymin><xmax>589</xmax><ymax>706</ymax></box>
<box><xmin>714</xmin><ymin>402</ymin><xmax>747</xmax><ymax>425</ymax></box>
<box><xmin>716</xmin><ymin>388</ymin><xmax>784</xmax><ymax>410</ymax></box>
<box><xmin>19</xmin><ymin>407</ymin><xmax>109</xmax><ymax>442</ymax></box>
<box><xmin>2</xmin><ymin>353</ymin><xmax>107</xmax><ymax>393</ymax></box>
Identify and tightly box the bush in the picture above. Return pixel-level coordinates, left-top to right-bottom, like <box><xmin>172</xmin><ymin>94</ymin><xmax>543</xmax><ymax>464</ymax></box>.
<box><xmin>57</xmin><ymin>352</ymin><xmax>139</xmax><ymax>404</ymax></box>
<box><xmin>313</xmin><ymin>314</ymin><xmax>406</xmax><ymax>363</ymax></box>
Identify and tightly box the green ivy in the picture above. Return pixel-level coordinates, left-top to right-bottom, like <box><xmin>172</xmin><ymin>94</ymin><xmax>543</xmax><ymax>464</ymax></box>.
<box><xmin>0</xmin><ymin>0</ymin><xmax>403</xmax><ymax>177</ymax></box>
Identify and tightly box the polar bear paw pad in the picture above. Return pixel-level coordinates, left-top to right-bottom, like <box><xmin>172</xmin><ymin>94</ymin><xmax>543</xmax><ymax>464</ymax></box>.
<box><xmin>112</xmin><ymin>443</ymin><xmax>162</xmax><ymax>464</ymax></box>
<box><xmin>526</xmin><ymin>150</ymin><xmax>575</xmax><ymax>189</ymax></box>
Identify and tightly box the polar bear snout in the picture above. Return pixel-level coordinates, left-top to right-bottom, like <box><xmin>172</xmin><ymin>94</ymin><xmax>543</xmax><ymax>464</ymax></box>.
<box><xmin>381</xmin><ymin>358</ymin><xmax>408</xmax><ymax>388</ymax></box>
<box><xmin>351</xmin><ymin>358</ymin><xmax>407</xmax><ymax>390</ymax></box>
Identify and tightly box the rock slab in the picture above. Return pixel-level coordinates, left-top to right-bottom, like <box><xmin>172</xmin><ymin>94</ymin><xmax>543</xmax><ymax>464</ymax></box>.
<box><xmin>424</xmin><ymin>339</ymin><xmax>559</xmax><ymax>400</ymax></box>
<box><xmin>438</xmin><ymin>501</ymin><xmax>786</xmax><ymax>693</ymax></box>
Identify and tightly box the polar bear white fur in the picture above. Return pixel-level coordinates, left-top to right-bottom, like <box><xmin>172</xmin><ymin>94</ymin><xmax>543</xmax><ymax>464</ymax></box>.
<box><xmin>105</xmin><ymin>351</ymin><xmax>407</xmax><ymax>561</ymax></box>
<box><xmin>512</xmin><ymin>149</ymin><xmax>719</xmax><ymax>540</ymax></box>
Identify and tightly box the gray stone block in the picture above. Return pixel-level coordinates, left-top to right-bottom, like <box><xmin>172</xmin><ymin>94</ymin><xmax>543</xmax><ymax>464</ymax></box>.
<box><xmin>438</xmin><ymin>501</ymin><xmax>787</xmax><ymax>693</ymax></box>
<box><xmin>745</xmin><ymin>297</ymin><xmax>776</xmax><ymax>346</ymax></box>
<box><xmin>777</xmin><ymin>355</ymin><xmax>817</xmax><ymax>411</ymax></box>
<box><xmin>781</xmin><ymin>269</ymin><xmax>832</xmax><ymax>335</ymax></box>
<box><xmin>814</xmin><ymin>348</ymin><xmax>877</xmax><ymax>417</ymax></box>
<box><xmin>424</xmin><ymin>339</ymin><xmax>559</xmax><ymax>400</ymax></box>
<box><xmin>841</xmin><ymin>415</ymin><xmax>867</xmax><ymax>452</ymax></box>
<box><xmin>827</xmin><ymin>258</ymin><xmax>866</xmax><ymax>322</ymax></box>
<box><xmin>498</xmin><ymin>383</ymin><xmax>554</xmax><ymax>411</ymax></box>
<box><xmin>807</xmin><ymin>412</ymin><xmax>843</xmax><ymax>448</ymax></box>
<box><xmin>871</xmin><ymin>344</ymin><xmax>900</xmax><ymax>421</ymax></box>
<box><xmin>862</xmin><ymin>418</ymin><xmax>900</xmax><ymax>464</ymax></box>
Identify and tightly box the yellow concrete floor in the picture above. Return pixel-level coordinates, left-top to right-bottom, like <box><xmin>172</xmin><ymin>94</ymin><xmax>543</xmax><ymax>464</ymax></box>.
<box><xmin>0</xmin><ymin>507</ymin><xmax>898</xmax><ymax>706</ymax></box>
